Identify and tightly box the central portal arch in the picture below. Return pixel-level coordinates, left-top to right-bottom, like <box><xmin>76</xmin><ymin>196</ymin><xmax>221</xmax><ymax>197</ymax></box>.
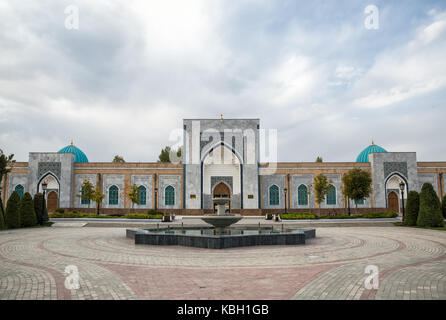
<box><xmin>203</xmin><ymin>144</ymin><xmax>241</xmax><ymax>210</ymax></box>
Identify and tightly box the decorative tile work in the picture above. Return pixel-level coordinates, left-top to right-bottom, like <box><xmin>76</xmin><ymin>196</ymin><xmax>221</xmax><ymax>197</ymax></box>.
<box><xmin>38</xmin><ymin>162</ymin><xmax>61</xmax><ymax>180</ymax></box>
<box><xmin>384</xmin><ymin>162</ymin><xmax>408</xmax><ymax>179</ymax></box>
<box><xmin>211</xmin><ymin>176</ymin><xmax>233</xmax><ymax>191</ymax></box>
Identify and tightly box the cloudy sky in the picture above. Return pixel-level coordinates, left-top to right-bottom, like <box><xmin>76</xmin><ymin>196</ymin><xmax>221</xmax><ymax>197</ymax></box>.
<box><xmin>1</xmin><ymin>0</ymin><xmax>446</xmax><ymax>163</ymax></box>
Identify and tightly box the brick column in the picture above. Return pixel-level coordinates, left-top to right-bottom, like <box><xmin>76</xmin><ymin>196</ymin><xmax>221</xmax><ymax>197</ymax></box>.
<box><xmin>124</xmin><ymin>173</ymin><xmax>131</xmax><ymax>210</ymax></box>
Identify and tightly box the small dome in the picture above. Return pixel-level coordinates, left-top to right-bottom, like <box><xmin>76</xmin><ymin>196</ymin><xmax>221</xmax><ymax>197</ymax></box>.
<box><xmin>58</xmin><ymin>142</ymin><xmax>89</xmax><ymax>163</ymax></box>
<box><xmin>356</xmin><ymin>142</ymin><xmax>387</xmax><ymax>162</ymax></box>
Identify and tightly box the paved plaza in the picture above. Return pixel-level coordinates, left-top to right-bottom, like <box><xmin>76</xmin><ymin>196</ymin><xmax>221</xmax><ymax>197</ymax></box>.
<box><xmin>0</xmin><ymin>224</ymin><xmax>445</xmax><ymax>300</ymax></box>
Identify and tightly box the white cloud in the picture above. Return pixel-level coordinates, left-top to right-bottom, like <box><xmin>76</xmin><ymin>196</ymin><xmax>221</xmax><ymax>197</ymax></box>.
<box><xmin>352</xmin><ymin>11</ymin><xmax>446</xmax><ymax>109</ymax></box>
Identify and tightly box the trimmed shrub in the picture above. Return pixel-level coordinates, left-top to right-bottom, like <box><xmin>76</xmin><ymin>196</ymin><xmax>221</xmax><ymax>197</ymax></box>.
<box><xmin>362</xmin><ymin>211</ymin><xmax>398</xmax><ymax>218</ymax></box>
<box><xmin>404</xmin><ymin>191</ymin><xmax>419</xmax><ymax>226</ymax></box>
<box><xmin>442</xmin><ymin>194</ymin><xmax>446</xmax><ymax>219</ymax></box>
<box><xmin>49</xmin><ymin>211</ymin><xmax>120</xmax><ymax>219</ymax></box>
<box><xmin>280</xmin><ymin>213</ymin><xmax>316</xmax><ymax>220</ymax></box>
<box><xmin>5</xmin><ymin>191</ymin><xmax>21</xmax><ymax>228</ymax></box>
<box><xmin>19</xmin><ymin>192</ymin><xmax>37</xmax><ymax>227</ymax></box>
<box><xmin>147</xmin><ymin>209</ymin><xmax>163</xmax><ymax>216</ymax></box>
<box><xmin>126</xmin><ymin>213</ymin><xmax>163</xmax><ymax>219</ymax></box>
<box><xmin>55</xmin><ymin>208</ymin><xmax>65</xmax><ymax>214</ymax></box>
<box><xmin>417</xmin><ymin>183</ymin><xmax>445</xmax><ymax>227</ymax></box>
<box><xmin>34</xmin><ymin>193</ymin><xmax>46</xmax><ymax>225</ymax></box>
<box><xmin>0</xmin><ymin>206</ymin><xmax>5</xmax><ymax>229</ymax></box>
<box><xmin>318</xmin><ymin>214</ymin><xmax>360</xmax><ymax>219</ymax></box>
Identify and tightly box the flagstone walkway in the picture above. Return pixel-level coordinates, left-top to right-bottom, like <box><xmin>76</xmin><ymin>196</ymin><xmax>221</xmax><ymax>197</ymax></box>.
<box><xmin>0</xmin><ymin>226</ymin><xmax>445</xmax><ymax>300</ymax></box>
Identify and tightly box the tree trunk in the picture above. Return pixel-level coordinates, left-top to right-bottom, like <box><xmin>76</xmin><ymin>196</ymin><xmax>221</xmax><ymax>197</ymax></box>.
<box><xmin>97</xmin><ymin>202</ymin><xmax>100</xmax><ymax>215</ymax></box>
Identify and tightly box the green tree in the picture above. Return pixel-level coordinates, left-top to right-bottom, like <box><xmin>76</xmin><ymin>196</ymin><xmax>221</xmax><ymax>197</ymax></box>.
<box><xmin>127</xmin><ymin>184</ymin><xmax>140</xmax><ymax>213</ymax></box>
<box><xmin>77</xmin><ymin>180</ymin><xmax>95</xmax><ymax>213</ymax></box>
<box><xmin>0</xmin><ymin>149</ymin><xmax>15</xmax><ymax>225</ymax></box>
<box><xmin>404</xmin><ymin>191</ymin><xmax>419</xmax><ymax>226</ymax></box>
<box><xmin>315</xmin><ymin>156</ymin><xmax>323</xmax><ymax>163</ymax></box>
<box><xmin>158</xmin><ymin>146</ymin><xmax>171</xmax><ymax>163</ymax></box>
<box><xmin>19</xmin><ymin>192</ymin><xmax>37</xmax><ymax>227</ymax></box>
<box><xmin>342</xmin><ymin>169</ymin><xmax>372</xmax><ymax>214</ymax></box>
<box><xmin>91</xmin><ymin>187</ymin><xmax>105</xmax><ymax>215</ymax></box>
<box><xmin>442</xmin><ymin>194</ymin><xmax>446</xmax><ymax>219</ymax></box>
<box><xmin>112</xmin><ymin>155</ymin><xmax>125</xmax><ymax>163</ymax></box>
<box><xmin>313</xmin><ymin>174</ymin><xmax>333</xmax><ymax>209</ymax></box>
<box><xmin>33</xmin><ymin>193</ymin><xmax>48</xmax><ymax>225</ymax></box>
<box><xmin>158</xmin><ymin>146</ymin><xmax>182</xmax><ymax>163</ymax></box>
<box><xmin>5</xmin><ymin>191</ymin><xmax>20</xmax><ymax>228</ymax></box>
<box><xmin>417</xmin><ymin>183</ymin><xmax>444</xmax><ymax>228</ymax></box>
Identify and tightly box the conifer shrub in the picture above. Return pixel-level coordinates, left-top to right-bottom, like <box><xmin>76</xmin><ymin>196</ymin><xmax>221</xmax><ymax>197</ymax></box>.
<box><xmin>0</xmin><ymin>207</ymin><xmax>5</xmax><ymax>229</ymax></box>
<box><xmin>417</xmin><ymin>183</ymin><xmax>445</xmax><ymax>227</ymax></box>
<box><xmin>442</xmin><ymin>194</ymin><xmax>446</xmax><ymax>219</ymax></box>
<box><xmin>404</xmin><ymin>191</ymin><xmax>419</xmax><ymax>226</ymax></box>
<box><xmin>19</xmin><ymin>192</ymin><xmax>37</xmax><ymax>227</ymax></box>
<box><xmin>5</xmin><ymin>191</ymin><xmax>21</xmax><ymax>228</ymax></box>
<box><xmin>34</xmin><ymin>193</ymin><xmax>44</xmax><ymax>225</ymax></box>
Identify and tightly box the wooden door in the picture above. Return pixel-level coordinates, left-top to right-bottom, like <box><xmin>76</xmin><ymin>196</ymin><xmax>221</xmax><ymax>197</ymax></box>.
<box><xmin>387</xmin><ymin>192</ymin><xmax>399</xmax><ymax>213</ymax></box>
<box><xmin>47</xmin><ymin>191</ymin><xmax>58</xmax><ymax>212</ymax></box>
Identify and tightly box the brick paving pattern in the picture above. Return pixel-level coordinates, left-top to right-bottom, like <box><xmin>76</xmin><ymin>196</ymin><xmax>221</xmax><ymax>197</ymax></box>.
<box><xmin>0</xmin><ymin>226</ymin><xmax>445</xmax><ymax>300</ymax></box>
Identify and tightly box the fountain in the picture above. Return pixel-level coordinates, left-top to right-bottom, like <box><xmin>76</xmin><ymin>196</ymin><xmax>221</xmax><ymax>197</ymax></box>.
<box><xmin>200</xmin><ymin>197</ymin><xmax>242</xmax><ymax>229</ymax></box>
<box><xmin>126</xmin><ymin>182</ymin><xmax>315</xmax><ymax>249</ymax></box>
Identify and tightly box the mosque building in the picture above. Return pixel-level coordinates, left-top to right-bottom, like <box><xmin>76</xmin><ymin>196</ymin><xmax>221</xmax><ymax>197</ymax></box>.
<box><xmin>2</xmin><ymin>118</ymin><xmax>445</xmax><ymax>215</ymax></box>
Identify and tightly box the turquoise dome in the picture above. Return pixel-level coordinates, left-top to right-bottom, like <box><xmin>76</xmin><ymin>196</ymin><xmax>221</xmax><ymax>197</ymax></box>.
<box><xmin>58</xmin><ymin>143</ymin><xmax>89</xmax><ymax>163</ymax></box>
<box><xmin>356</xmin><ymin>142</ymin><xmax>387</xmax><ymax>162</ymax></box>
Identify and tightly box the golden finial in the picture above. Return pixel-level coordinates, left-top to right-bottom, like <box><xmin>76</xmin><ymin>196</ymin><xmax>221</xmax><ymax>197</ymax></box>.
<box><xmin>70</xmin><ymin>139</ymin><xmax>74</xmax><ymax>146</ymax></box>
<box><xmin>371</xmin><ymin>138</ymin><xmax>375</xmax><ymax>145</ymax></box>
<box><xmin>220</xmin><ymin>114</ymin><xmax>223</xmax><ymax>120</ymax></box>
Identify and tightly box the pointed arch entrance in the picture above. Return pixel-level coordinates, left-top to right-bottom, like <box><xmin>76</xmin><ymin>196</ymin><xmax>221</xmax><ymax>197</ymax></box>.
<box><xmin>385</xmin><ymin>173</ymin><xmax>407</xmax><ymax>214</ymax></box>
<box><xmin>202</xmin><ymin>144</ymin><xmax>241</xmax><ymax>210</ymax></box>
<box><xmin>212</xmin><ymin>182</ymin><xmax>231</xmax><ymax>213</ymax></box>
<box><xmin>38</xmin><ymin>173</ymin><xmax>60</xmax><ymax>213</ymax></box>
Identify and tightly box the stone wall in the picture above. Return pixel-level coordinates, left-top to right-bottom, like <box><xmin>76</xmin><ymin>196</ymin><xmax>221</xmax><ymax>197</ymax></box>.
<box><xmin>370</xmin><ymin>152</ymin><xmax>418</xmax><ymax>208</ymax></box>
<box><xmin>27</xmin><ymin>152</ymin><xmax>75</xmax><ymax>208</ymax></box>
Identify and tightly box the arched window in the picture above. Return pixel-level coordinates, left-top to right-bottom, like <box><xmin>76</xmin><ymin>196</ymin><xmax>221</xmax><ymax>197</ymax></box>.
<box><xmin>327</xmin><ymin>185</ymin><xmax>336</xmax><ymax>205</ymax></box>
<box><xmin>165</xmin><ymin>186</ymin><xmax>175</xmax><ymax>206</ymax></box>
<box><xmin>109</xmin><ymin>185</ymin><xmax>118</xmax><ymax>205</ymax></box>
<box><xmin>81</xmin><ymin>187</ymin><xmax>90</xmax><ymax>205</ymax></box>
<box><xmin>298</xmin><ymin>184</ymin><xmax>308</xmax><ymax>206</ymax></box>
<box><xmin>138</xmin><ymin>186</ymin><xmax>146</xmax><ymax>205</ymax></box>
<box><xmin>14</xmin><ymin>185</ymin><xmax>24</xmax><ymax>199</ymax></box>
<box><xmin>269</xmin><ymin>185</ymin><xmax>279</xmax><ymax>206</ymax></box>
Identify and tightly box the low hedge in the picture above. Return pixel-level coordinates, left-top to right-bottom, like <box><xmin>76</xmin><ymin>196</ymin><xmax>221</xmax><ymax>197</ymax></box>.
<box><xmin>49</xmin><ymin>212</ymin><xmax>120</xmax><ymax>219</ymax></box>
<box><xmin>318</xmin><ymin>214</ymin><xmax>362</xmax><ymax>219</ymax></box>
<box><xmin>278</xmin><ymin>211</ymin><xmax>398</xmax><ymax>220</ymax></box>
<box><xmin>125</xmin><ymin>213</ymin><xmax>163</xmax><ymax>219</ymax></box>
<box><xmin>280</xmin><ymin>213</ymin><xmax>316</xmax><ymax>220</ymax></box>
<box><xmin>49</xmin><ymin>211</ymin><xmax>163</xmax><ymax>219</ymax></box>
<box><xmin>361</xmin><ymin>211</ymin><xmax>398</xmax><ymax>218</ymax></box>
